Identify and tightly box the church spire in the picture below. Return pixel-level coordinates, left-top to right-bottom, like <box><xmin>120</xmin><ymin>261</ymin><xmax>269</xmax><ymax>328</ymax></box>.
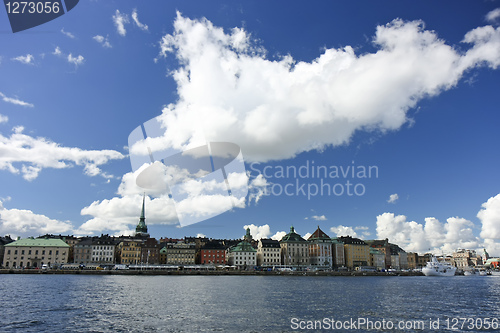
<box><xmin>135</xmin><ymin>193</ymin><xmax>149</xmax><ymax>237</ymax></box>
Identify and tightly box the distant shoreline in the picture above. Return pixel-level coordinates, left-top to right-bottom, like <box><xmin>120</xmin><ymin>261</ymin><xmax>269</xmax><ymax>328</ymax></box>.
<box><xmin>0</xmin><ymin>269</ymin><xmax>424</xmax><ymax>277</ymax></box>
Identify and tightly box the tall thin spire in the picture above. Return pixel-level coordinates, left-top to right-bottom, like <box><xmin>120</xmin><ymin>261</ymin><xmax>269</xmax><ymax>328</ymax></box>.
<box><xmin>135</xmin><ymin>193</ymin><xmax>149</xmax><ymax>237</ymax></box>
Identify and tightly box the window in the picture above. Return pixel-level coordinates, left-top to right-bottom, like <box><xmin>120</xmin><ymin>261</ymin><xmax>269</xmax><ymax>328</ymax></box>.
<box><xmin>22</xmin><ymin>250</ymin><xmax>25</xmax><ymax>255</ymax></box>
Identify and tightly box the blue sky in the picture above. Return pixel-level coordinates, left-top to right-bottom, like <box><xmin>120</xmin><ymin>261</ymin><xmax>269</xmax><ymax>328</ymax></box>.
<box><xmin>1</xmin><ymin>0</ymin><xmax>500</xmax><ymax>255</ymax></box>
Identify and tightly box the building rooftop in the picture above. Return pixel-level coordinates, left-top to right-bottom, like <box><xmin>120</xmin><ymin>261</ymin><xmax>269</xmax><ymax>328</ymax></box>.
<box><xmin>229</xmin><ymin>240</ymin><xmax>256</xmax><ymax>252</ymax></box>
<box><xmin>308</xmin><ymin>226</ymin><xmax>331</xmax><ymax>241</ymax></box>
<box><xmin>337</xmin><ymin>236</ymin><xmax>367</xmax><ymax>245</ymax></box>
<box><xmin>280</xmin><ymin>226</ymin><xmax>306</xmax><ymax>243</ymax></box>
<box><xmin>5</xmin><ymin>238</ymin><xmax>70</xmax><ymax>248</ymax></box>
<box><xmin>259</xmin><ymin>239</ymin><xmax>280</xmax><ymax>248</ymax></box>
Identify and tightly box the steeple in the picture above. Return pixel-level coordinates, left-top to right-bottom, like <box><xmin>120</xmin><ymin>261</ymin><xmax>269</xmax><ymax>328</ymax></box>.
<box><xmin>135</xmin><ymin>194</ymin><xmax>149</xmax><ymax>237</ymax></box>
<box><xmin>244</xmin><ymin>227</ymin><xmax>252</xmax><ymax>242</ymax></box>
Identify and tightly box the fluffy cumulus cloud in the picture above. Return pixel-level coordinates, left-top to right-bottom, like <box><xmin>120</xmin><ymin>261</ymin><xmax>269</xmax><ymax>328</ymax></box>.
<box><xmin>0</xmin><ymin>92</ymin><xmax>33</xmax><ymax>107</ymax></box>
<box><xmin>0</xmin><ymin>126</ymin><xmax>124</xmax><ymax>180</ymax></box>
<box><xmin>52</xmin><ymin>46</ymin><xmax>85</xmax><ymax>67</ymax></box>
<box><xmin>387</xmin><ymin>193</ymin><xmax>399</xmax><ymax>203</ymax></box>
<box><xmin>486</xmin><ymin>8</ymin><xmax>500</xmax><ymax>24</ymax></box>
<box><xmin>376</xmin><ymin>213</ymin><xmax>480</xmax><ymax>254</ymax></box>
<box><xmin>0</xmin><ymin>201</ymin><xmax>73</xmax><ymax>238</ymax></box>
<box><xmin>271</xmin><ymin>231</ymin><xmax>287</xmax><ymax>241</ymax></box>
<box><xmin>243</xmin><ymin>224</ymin><xmax>271</xmax><ymax>240</ymax></box>
<box><xmin>93</xmin><ymin>35</ymin><xmax>112</xmax><ymax>48</ymax></box>
<box><xmin>330</xmin><ymin>225</ymin><xmax>359</xmax><ymax>238</ymax></box>
<box><xmin>11</xmin><ymin>54</ymin><xmax>34</xmax><ymax>65</ymax></box>
<box><xmin>67</xmin><ymin>54</ymin><xmax>85</xmax><ymax>67</ymax></box>
<box><xmin>113</xmin><ymin>10</ymin><xmax>129</xmax><ymax>36</ymax></box>
<box><xmin>139</xmin><ymin>13</ymin><xmax>500</xmax><ymax>163</ymax></box>
<box><xmin>79</xmin><ymin>163</ymin><xmax>261</xmax><ymax>234</ymax></box>
<box><xmin>478</xmin><ymin>194</ymin><xmax>500</xmax><ymax>254</ymax></box>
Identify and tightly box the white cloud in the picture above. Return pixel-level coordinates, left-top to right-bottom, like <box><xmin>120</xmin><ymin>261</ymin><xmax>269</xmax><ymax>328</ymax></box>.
<box><xmin>53</xmin><ymin>46</ymin><xmax>62</xmax><ymax>56</ymax></box>
<box><xmin>11</xmin><ymin>54</ymin><xmax>34</xmax><ymax>65</ymax></box>
<box><xmin>486</xmin><ymin>8</ymin><xmax>500</xmax><ymax>24</ymax></box>
<box><xmin>387</xmin><ymin>193</ymin><xmax>399</xmax><ymax>203</ymax></box>
<box><xmin>243</xmin><ymin>224</ymin><xmax>271</xmax><ymax>240</ymax></box>
<box><xmin>376</xmin><ymin>212</ymin><xmax>480</xmax><ymax>254</ymax></box>
<box><xmin>78</xmin><ymin>191</ymin><xmax>179</xmax><ymax>235</ymax></box>
<box><xmin>196</xmin><ymin>233</ymin><xmax>206</xmax><ymax>238</ymax></box>
<box><xmin>0</xmin><ymin>202</ymin><xmax>73</xmax><ymax>239</ymax></box>
<box><xmin>0</xmin><ymin>126</ymin><xmax>124</xmax><ymax>181</ymax></box>
<box><xmin>146</xmin><ymin>14</ymin><xmax>500</xmax><ymax>163</ymax></box>
<box><xmin>52</xmin><ymin>47</ymin><xmax>85</xmax><ymax>67</ymax></box>
<box><xmin>303</xmin><ymin>232</ymin><xmax>312</xmax><ymax>240</ymax></box>
<box><xmin>93</xmin><ymin>35</ymin><xmax>112</xmax><ymax>48</ymax></box>
<box><xmin>330</xmin><ymin>225</ymin><xmax>358</xmax><ymax>238</ymax></box>
<box><xmin>0</xmin><ymin>114</ymin><xmax>8</xmax><ymax>123</ymax></box>
<box><xmin>132</xmin><ymin>9</ymin><xmax>148</xmax><ymax>31</ymax></box>
<box><xmin>312</xmin><ymin>215</ymin><xmax>327</xmax><ymax>221</ymax></box>
<box><xmin>0</xmin><ymin>92</ymin><xmax>34</xmax><ymax>107</ymax></box>
<box><xmin>113</xmin><ymin>10</ymin><xmax>129</xmax><ymax>36</ymax></box>
<box><xmin>67</xmin><ymin>54</ymin><xmax>84</xmax><ymax>67</ymax></box>
<box><xmin>78</xmin><ymin>164</ymin><xmax>249</xmax><ymax>234</ymax></box>
<box><xmin>478</xmin><ymin>193</ymin><xmax>500</xmax><ymax>240</ymax></box>
<box><xmin>61</xmin><ymin>28</ymin><xmax>75</xmax><ymax>39</ymax></box>
<box><xmin>271</xmin><ymin>231</ymin><xmax>287</xmax><ymax>241</ymax></box>
<box><xmin>247</xmin><ymin>173</ymin><xmax>269</xmax><ymax>204</ymax></box>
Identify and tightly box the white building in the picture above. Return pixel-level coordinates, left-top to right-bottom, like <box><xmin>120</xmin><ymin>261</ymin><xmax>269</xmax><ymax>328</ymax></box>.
<box><xmin>257</xmin><ymin>239</ymin><xmax>281</xmax><ymax>266</ymax></box>
<box><xmin>308</xmin><ymin>226</ymin><xmax>333</xmax><ymax>268</ymax></box>
<box><xmin>226</xmin><ymin>228</ymin><xmax>257</xmax><ymax>269</ymax></box>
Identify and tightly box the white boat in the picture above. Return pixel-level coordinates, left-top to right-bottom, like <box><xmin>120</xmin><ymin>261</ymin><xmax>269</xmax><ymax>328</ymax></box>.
<box><xmin>422</xmin><ymin>257</ymin><xmax>457</xmax><ymax>277</ymax></box>
<box><xmin>463</xmin><ymin>270</ymin><xmax>475</xmax><ymax>276</ymax></box>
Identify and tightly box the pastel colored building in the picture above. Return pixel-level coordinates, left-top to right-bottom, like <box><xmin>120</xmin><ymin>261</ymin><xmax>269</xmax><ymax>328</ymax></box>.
<box><xmin>3</xmin><ymin>237</ymin><xmax>70</xmax><ymax>268</ymax></box>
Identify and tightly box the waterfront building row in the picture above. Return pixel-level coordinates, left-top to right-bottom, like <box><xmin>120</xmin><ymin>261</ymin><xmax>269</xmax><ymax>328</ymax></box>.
<box><xmin>0</xmin><ymin>196</ymin><xmax>495</xmax><ymax>269</ymax></box>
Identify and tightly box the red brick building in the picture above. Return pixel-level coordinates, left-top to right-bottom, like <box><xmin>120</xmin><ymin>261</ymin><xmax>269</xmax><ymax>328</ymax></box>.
<box><xmin>200</xmin><ymin>241</ymin><xmax>226</xmax><ymax>265</ymax></box>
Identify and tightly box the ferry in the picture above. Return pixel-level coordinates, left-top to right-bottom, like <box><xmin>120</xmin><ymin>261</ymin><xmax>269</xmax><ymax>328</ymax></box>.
<box><xmin>422</xmin><ymin>257</ymin><xmax>457</xmax><ymax>277</ymax></box>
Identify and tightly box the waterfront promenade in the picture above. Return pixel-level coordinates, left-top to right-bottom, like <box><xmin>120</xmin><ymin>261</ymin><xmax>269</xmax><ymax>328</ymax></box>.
<box><xmin>0</xmin><ymin>268</ymin><xmax>424</xmax><ymax>276</ymax></box>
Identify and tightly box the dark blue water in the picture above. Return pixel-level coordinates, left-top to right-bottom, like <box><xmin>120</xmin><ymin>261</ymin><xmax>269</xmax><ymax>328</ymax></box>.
<box><xmin>1</xmin><ymin>275</ymin><xmax>499</xmax><ymax>332</ymax></box>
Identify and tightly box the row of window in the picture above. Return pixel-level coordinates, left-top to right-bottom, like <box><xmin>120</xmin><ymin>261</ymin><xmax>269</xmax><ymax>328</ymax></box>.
<box><xmin>5</xmin><ymin>261</ymin><xmax>48</xmax><ymax>268</ymax></box>
<box><xmin>7</xmin><ymin>249</ymin><xmax>62</xmax><ymax>256</ymax></box>
<box><xmin>6</xmin><ymin>256</ymin><xmax>60</xmax><ymax>261</ymax></box>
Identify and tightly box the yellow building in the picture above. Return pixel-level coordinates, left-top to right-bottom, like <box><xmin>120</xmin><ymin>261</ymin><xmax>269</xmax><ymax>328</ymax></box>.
<box><xmin>338</xmin><ymin>236</ymin><xmax>369</xmax><ymax>269</ymax></box>
<box><xmin>117</xmin><ymin>240</ymin><xmax>142</xmax><ymax>265</ymax></box>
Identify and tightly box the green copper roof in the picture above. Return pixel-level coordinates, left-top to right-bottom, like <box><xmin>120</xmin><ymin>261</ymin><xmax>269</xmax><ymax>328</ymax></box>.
<box><xmin>229</xmin><ymin>240</ymin><xmax>256</xmax><ymax>252</ymax></box>
<box><xmin>5</xmin><ymin>238</ymin><xmax>70</xmax><ymax>248</ymax></box>
<box><xmin>280</xmin><ymin>226</ymin><xmax>306</xmax><ymax>243</ymax></box>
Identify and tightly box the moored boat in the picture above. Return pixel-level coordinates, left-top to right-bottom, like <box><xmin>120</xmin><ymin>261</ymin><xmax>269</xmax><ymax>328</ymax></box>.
<box><xmin>422</xmin><ymin>257</ymin><xmax>457</xmax><ymax>277</ymax></box>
